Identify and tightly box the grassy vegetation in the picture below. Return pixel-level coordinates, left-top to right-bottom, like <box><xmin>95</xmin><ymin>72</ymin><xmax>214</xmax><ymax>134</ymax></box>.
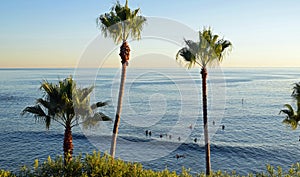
<box><xmin>1</xmin><ymin>151</ymin><xmax>300</xmax><ymax>177</ymax></box>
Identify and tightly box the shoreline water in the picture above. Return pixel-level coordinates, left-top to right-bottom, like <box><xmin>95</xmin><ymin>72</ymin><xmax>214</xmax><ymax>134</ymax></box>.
<box><xmin>0</xmin><ymin>68</ymin><xmax>300</xmax><ymax>175</ymax></box>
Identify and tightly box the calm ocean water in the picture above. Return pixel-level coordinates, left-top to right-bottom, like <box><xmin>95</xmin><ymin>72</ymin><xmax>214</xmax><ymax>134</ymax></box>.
<box><xmin>1</xmin><ymin>67</ymin><xmax>300</xmax><ymax>175</ymax></box>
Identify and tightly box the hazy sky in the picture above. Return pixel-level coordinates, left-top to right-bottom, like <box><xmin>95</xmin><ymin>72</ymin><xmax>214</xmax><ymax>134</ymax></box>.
<box><xmin>0</xmin><ymin>0</ymin><xmax>299</xmax><ymax>68</ymax></box>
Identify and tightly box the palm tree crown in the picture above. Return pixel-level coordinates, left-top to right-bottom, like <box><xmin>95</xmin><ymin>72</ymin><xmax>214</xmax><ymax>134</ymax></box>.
<box><xmin>176</xmin><ymin>28</ymin><xmax>232</xmax><ymax>68</ymax></box>
<box><xmin>280</xmin><ymin>83</ymin><xmax>300</xmax><ymax>130</ymax></box>
<box><xmin>97</xmin><ymin>0</ymin><xmax>146</xmax><ymax>44</ymax></box>
<box><xmin>22</xmin><ymin>77</ymin><xmax>111</xmax><ymax>163</ymax></box>
<box><xmin>22</xmin><ymin>77</ymin><xmax>109</xmax><ymax>129</ymax></box>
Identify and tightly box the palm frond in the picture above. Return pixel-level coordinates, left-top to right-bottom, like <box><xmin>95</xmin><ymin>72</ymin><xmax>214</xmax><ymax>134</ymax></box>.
<box><xmin>279</xmin><ymin>104</ymin><xmax>295</xmax><ymax>117</ymax></box>
<box><xmin>82</xmin><ymin>112</ymin><xmax>112</xmax><ymax>129</ymax></box>
<box><xmin>36</xmin><ymin>98</ymin><xmax>51</xmax><ymax>110</ymax></box>
<box><xmin>283</xmin><ymin>118</ymin><xmax>298</xmax><ymax>130</ymax></box>
<box><xmin>117</xmin><ymin>2</ymin><xmax>131</xmax><ymax>21</ymax></box>
<box><xmin>184</xmin><ymin>39</ymin><xmax>199</xmax><ymax>55</ymax></box>
<box><xmin>202</xmin><ymin>28</ymin><xmax>213</xmax><ymax>43</ymax></box>
<box><xmin>77</xmin><ymin>86</ymin><xmax>95</xmax><ymax>102</ymax></box>
<box><xmin>21</xmin><ymin>105</ymin><xmax>52</xmax><ymax>129</ymax></box>
<box><xmin>280</xmin><ymin>109</ymin><xmax>294</xmax><ymax>117</ymax></box>
<box><xmin>21</xmin><ymin>105</ymin><xmax>46</xmax><ymax>117</ymax></box>
<box><xmin>36</xmin><ymin>98</ymin><xmax>58</xmax><ymax>117</ymax></box>
<box><xmin>94</xmin><ymin>112</ymin><xmax>112</xmax><ymax>121</ymax></box>
<box><xmin>91</xmin><ymin>101</ymin><xmax>109</xmax><ymax>110</ymax></box>
<box><xmin>292</xmin><ymin>83</ymin><xmax>300</xmax><ymax>101</ymax></box>
<box><xmin>211</xmin><ymin>34</ymin><xmax>219</xmax><ymax>45</ymax></box>
<box><xmin>128</xmin><ymin>15</ymin><xmax>147</xmax><ymax>40</ymax></box>
<box><xmin>97</xmin><ymin>10</ymin><xmax>123</xmax><ymax>44</ymax></box>
<box><xmin>297</xmin><ymin>102</ymin><xmax>300</xmax><ymax>116</ymax></box>
<box><xmin>176</xmin><ymin>47</ymin><xmax>197</xmax><ymax>69</ymax></box>
<box><xmin>40</xmin><ymin>81</ymin><xmax>57</xmax><ymax>98</ymax></box>
<box><xmin>215</xmin><ymin>39</ymin><xmax>232</xmax><ymax>62</ymax></box>
<box><xmin>59</xmin><ymin>77</ymin><xmax>74</xmax><ymax>99</ymax></box>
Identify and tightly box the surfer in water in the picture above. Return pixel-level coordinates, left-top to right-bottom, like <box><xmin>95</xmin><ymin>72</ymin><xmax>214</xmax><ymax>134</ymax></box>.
<box><xmin>175</xmin><ymin>154</ymin><xmax>185</xmax><ymax>159</ymax></box>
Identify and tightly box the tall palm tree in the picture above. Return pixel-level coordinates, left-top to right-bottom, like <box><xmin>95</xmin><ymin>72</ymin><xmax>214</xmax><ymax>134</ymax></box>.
<box><xmin>280</xmin><ymin>83</ymin><xmax>300</xmax><ymax>129</ymax></box>
<box><xmin>176</xmin><ymin>28</ymin><xmax>232</xmax><ymax>175</ymax></box>
<box><xmin>97</xmin><ymin>0</ymin><xmax>146</xmax><ymax>158</ymax></box>
<box><xmin>21</xmin><ymin>77</ymin><xmax>111</xmax><ymax>164</ymax></box>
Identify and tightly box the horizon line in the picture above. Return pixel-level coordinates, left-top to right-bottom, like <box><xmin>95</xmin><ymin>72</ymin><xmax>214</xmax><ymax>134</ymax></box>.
<box><xmin>1</xmin><ymin>66</ymin><xmax>300</xmax><ymax>69</ymax></box>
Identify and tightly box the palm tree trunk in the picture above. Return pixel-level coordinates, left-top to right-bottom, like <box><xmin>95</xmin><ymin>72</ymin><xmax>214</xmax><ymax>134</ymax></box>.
<box><xmin>110</xmin><ymin>41</ymin><xmax>130</xmax><ymax>158</ymax></box>
<box><xmin>201</xmin><ymin>67</ymin><xmax>211</xmax><ymax>175</ymax></box>
<box><xmin>63</xmin><ymin>123</ymin><xmax>73</xmax><ymax>164</ymax></box>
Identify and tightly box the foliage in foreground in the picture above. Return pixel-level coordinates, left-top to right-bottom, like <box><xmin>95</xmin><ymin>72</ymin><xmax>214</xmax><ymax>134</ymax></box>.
<box><xmin>1</xmin><ymin>151</ymin><xmax>300</xmax><ymax>177</ymax></box>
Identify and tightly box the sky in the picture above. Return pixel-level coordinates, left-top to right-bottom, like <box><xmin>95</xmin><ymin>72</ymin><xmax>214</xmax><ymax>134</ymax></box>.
<box><xmin>0</xmin><ymin>0</ymin><xmax>299</xmax><ymax>68</ymax></box>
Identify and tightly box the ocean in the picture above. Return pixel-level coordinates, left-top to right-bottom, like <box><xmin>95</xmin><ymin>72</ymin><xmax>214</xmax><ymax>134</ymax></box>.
<box><xmin>0</xmin><ymin>67</ymin><xmax>300</xmax><ymax>175</ymax></box>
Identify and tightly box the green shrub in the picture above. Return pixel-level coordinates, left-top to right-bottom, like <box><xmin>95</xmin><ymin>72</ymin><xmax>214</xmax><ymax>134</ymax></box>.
<box><xmin>1</xmin><ymin>151</ymin><xmax>300</xmax><ymax>177</ymax></box>
<box><xmin>12</xmin><ymin>151</ymin><xmax>193</xmax><ymax>177</ymax></box>
<box><xmin>0</xmin><ymin>170</ymin><xmax>15</xmax><ymax>177</ymax></box>
<box><xmin>18</xmin><ymin>155</ymin><xmax>85</xmax><ymax>177</ymax></box>
<box><xmin>256</xmin><ymin>163</ymin><xmax>300</xmax><ymax>177</ymax></box>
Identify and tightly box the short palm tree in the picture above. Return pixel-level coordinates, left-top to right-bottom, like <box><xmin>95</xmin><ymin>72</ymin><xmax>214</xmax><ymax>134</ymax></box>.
<box><xmin>280</xmin><ymin>83</ymin><xmax>300</xmax><ymax>129</ymax></box>
<box><xmin>176</xmin><ymin>28</ymin><xmax>232</xmax><ymax>175</ymax></box>
<box><xmin>97</xmin><ymin>0</ymin><xmax>146</xmax><ymax>158</ymax></box>
<box><xmin>21</xmin><ymin>77</ymin><xmax>111</xmax><ymax>164</ymax></box>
